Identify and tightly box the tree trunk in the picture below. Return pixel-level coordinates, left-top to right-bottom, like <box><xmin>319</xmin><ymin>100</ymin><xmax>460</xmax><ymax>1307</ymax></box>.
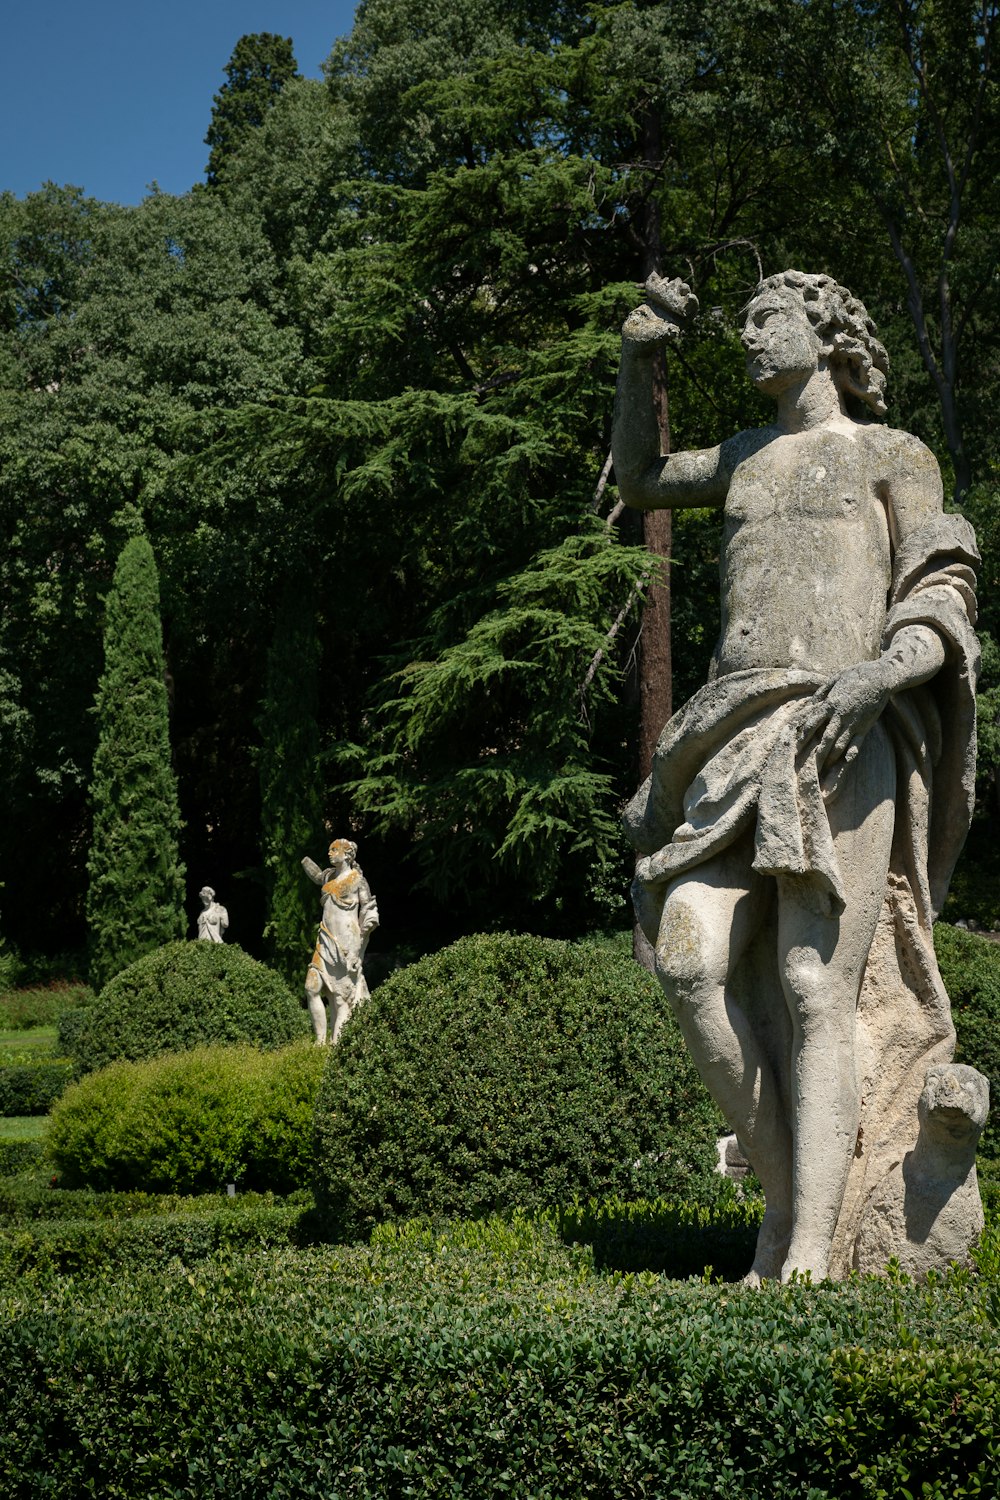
<box><xmin>638</xmin><ymin>353</ymin><xmax>672</xmax><ymax>778</ymax></box>
<box><xmin>633</xmin><ymin>350</ymin><xmax>672</xmax><ymax>972</ymax></box>
<box><xmin>632</xmin><ymin>108</ymin><xmax>672</xmax><ymax>972</ymax></box>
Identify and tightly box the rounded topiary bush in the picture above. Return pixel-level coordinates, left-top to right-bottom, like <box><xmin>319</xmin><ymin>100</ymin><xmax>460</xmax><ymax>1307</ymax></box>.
<box><xmin>47</xmin><ymin>1041</ymin><xmax>325</xmax><ymax>1192</ymax></box>
<box><xmin>66</xmin><ymin>941</ymin><xmax>309</xmax><ymax>1074</ymax></box>
<box><xmin>313</xmin><ymin>932</ymin><xmax>727</xmax><ymax>1237</ymax></box>
<box><xmin>935</xmin><ymin>922</ymin><xmax>1000</xmax><ymax>1161</ymax></box>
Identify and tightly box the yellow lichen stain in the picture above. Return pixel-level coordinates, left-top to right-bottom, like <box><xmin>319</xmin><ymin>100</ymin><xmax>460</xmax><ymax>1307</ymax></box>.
<box><xmin>323</xmin><ymin>870</ymin><xmax>362</xmax><ymax>903</ymax></box>
<box><xmin>656</xmin><ymin>901</ymin><xmax>703</xmax><ymax>980</ymax></box>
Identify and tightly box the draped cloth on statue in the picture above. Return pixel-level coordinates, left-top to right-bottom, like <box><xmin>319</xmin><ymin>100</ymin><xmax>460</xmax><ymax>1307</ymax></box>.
<box><xmin>623</xmin><ymin>513</ymin><xmax>980</xmax><ymax>1275</ymax></box>
<box><xmin>310</xmin><ymin>867</ymin><xmax>379</xmax><ymax>1010</ymax></box>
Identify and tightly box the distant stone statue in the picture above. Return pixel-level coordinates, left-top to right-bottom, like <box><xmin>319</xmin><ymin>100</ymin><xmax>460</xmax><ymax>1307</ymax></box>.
<box><xmin>614</xmin><ymin>268</ymin><xmax>985</xmax><ymax>1281</ymax></box>
<box><xmin>302</xmin><ymin>839</ymin><xmax>379</xmax><ymax>1045</ymax></box>
<box><xmin>196</xmin><ymin>886</ymin><xmax>228</xmax><ymax>943</ymax></box>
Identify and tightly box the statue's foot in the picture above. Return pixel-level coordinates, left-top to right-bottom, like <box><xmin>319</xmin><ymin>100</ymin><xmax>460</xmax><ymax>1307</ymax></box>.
<box><xmin>743</xmin><ymin>1205</ymin><xmax>791</xmax><ymax>1286</ymax></box>
<box><xmin>780</xmin><ymin>1246</ymin><xmax>829</xmax><ymax>1284</ymax></box>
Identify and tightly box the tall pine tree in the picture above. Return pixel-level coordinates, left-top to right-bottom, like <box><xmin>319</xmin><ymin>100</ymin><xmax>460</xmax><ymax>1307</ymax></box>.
<box><xmin>86</xmin><ymin>537</ymin><xmax>185</xmax><ymax>989</ymax></box>
<box><xmin>257</xmin><ymin>586</ymin><xmax>325</xmax><ymax>987</ymax></box>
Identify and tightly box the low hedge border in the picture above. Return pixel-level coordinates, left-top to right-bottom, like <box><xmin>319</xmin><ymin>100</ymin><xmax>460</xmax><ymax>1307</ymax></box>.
<box><xmin>0</xmin><ymin>1195</ymin><xmax>308</xmax><ymax>1279</ymax></box>
<box><xmin>556</xmin><ymin>1193</ymin><xmax>764</xmax><ymax>1279</ymax></box>
<box><xmin>0</xmin><ymin>1218</ymin><xmax>997</xmax><ymax>1498</ymax></box>
<box><xmin>0</xmin><ymin>1140</ymin><xmax>43</xmax><ymax>1177</ymax></box>
<box><xmin>0</xmin><ymin>1056</ymin><xmax>76</xmax><ymax>1115</ymax></box>
<box><xmin>0</xmin><ymin>984</ymin><xmax>90</xmax><ymax>1031</ymax></box>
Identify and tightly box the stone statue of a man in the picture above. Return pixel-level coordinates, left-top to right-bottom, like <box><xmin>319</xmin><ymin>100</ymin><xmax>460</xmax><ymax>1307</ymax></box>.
<box><xmin>614</xmin><ymin>270</ymin><xmax>983</xmax><ymax>1281</ymax></box>
<box><xmin>301</xmin><ymin>839</ymin><xmax>379</xmax><ymax>1046</ymax></box>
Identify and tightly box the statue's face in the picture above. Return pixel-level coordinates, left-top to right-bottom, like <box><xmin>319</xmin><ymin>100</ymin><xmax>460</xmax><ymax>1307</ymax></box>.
<box><xmin>741</xmin><ymin>289</ymin><xmax>824</xmax><ymax>394</ymax></box>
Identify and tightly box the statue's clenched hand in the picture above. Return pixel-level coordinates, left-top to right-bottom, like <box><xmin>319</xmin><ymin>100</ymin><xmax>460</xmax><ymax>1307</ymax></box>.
<box><xmin>796</xmin><ymin>659</ymin><xmax>895</xmax><ymax>782</ymax></box>
<box><xmin>797</xmin><ymin>625</ymin><xmax>948</xmax><ymax>791</ymax></box>
<box><xmin>622</xmin><ymin>274</ymin><xmax>699</xmax><ymax>347</ymax></box>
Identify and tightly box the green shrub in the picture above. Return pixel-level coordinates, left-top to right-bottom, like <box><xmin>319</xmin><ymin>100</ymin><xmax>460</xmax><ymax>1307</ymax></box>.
<box><xmin>0</xmin><ymin>1176</ymin><xmax>308</xmax><ymax>1223</ymax></box>
<box><xmin>56</xmin><ymin>996</ymin><xmax>93</xmax><ymax>1063</ymax></box>
<box><xmin>0</xmin><ymin>948</ymin><xmax>22</xmax><ymax>991</ymax></box>
<box><xmin>0</xmin><ymin>1055</ymin><xmax>76</xmax><ymax>1115</ymax></box>
<box><xmin>935</xmin><ymin>922</ymin><xmax>1000</xmax><ymax>1161</ymax></box>
<box><xmin>0</xmin><ymin>982</ymin><xmax>91</xmax><ymax>1031</ymax></box>
<box><xmin>65</xmin><ymin>940</ymin><xmax>309</xmax><ymax>1074</ymax></box>
<box><xmin>47</xmin><ymin>1042</ymin><xmax>325</xmax><ymax>1193</ymax></box>
<box><xmin>314</xmin><ymin>932</ymin><xmax>726</xmax><ymax>1236</ymax></box>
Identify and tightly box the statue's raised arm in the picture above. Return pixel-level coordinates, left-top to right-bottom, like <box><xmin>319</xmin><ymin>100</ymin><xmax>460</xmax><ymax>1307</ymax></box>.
<box><xmin>612</xmin><ymin>273</ymin><xmax>729</xmax><ymax>510</ymax></box>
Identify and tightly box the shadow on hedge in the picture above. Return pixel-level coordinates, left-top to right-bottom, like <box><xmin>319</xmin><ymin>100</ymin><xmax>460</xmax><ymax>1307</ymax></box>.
<box><xmin>555</xmin><ymin>1196</ymin><xmax>762</xmax><ymax>1281</ymax></box>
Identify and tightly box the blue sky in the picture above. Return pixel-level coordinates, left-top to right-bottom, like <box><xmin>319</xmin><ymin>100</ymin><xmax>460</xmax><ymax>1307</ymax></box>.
<box><xmin>3</xmin><ymin>0</ymin><xmax>359</xmax><ymax>205</ymax></box>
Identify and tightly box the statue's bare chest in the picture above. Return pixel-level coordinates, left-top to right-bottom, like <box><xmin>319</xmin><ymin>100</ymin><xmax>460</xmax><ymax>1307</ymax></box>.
<box><xmin>716</xmin><ymin>429</ymin><xmax>893</xmax><ymax>674</ymax></box>
<box><xmin>726</xmin><ymin>431</ymin><xmax>880</xmax><ymax>526</ymax></box>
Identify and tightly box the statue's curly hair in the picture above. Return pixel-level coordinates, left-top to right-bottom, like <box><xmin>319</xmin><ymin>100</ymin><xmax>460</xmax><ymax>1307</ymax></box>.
<box><xmin>746</xmin><ymin>271</ymin><xmax>889</xmax><ymax>417</ymax></box>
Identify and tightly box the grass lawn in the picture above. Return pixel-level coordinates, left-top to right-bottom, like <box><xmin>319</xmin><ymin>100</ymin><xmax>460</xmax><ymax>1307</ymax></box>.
<box><xmin>0</xmin><ymin>1027</ymin><xmax>57</xmax><ymax>1055</ymax></box>
<box><xmin>0</xmin><ymin>1116</ymin><xmax>45</xmax><ymax>1140</ymax></box>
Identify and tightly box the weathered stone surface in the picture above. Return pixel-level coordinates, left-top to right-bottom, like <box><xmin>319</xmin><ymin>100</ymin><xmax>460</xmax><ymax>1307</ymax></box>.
<box><xmin>302</xmin><ymin>839</ymin><xmax>379</xmax><ymax>1045</ymax></box>
<box><xmin>856</xmin><ymin>1064</ymin><xmax>989</xmax><ymax>1278</ymax></box>
<box><xmin>195</xmin><ymin>886</ymin><xmax>228</xmax><ymax>943</ymax></box>
<box><xmin>613</xmin><ymin>269</ymin><xmax>984</xmax><ymax>1282</ymax></box>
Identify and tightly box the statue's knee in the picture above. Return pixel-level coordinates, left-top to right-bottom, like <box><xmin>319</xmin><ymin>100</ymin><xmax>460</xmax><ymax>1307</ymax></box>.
<box><xmin>782</xmin><ymin>951</ymin><xmax>851</xmax><ymax>1035</ymax></box>
<box><xmin>655</xmin><ymin>902</ymin><xmax>723</xmax><ymax>998</ymax></box>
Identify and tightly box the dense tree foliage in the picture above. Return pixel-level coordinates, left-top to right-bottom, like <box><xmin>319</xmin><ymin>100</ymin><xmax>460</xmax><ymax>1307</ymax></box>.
<box><xmin>3</xmin><ymin>0</ymin><xmax>1000</xmax><ymax>963</ymax></box>
<box><xmin>85</xmin><ymin>538</ymin><xmax>185</xmax><ymax>988</ymax></box>
<box><xmin>257</xmin><ymin>587</ymin><xmax>325</xmax><ymax>987</ymax></box>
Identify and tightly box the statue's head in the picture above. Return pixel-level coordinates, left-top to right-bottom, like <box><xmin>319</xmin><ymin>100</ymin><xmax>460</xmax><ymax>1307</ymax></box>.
<box><xmin>328</xmin><ymin>838</ymin><xmax>357</xmax><ymax>867</ymax></box>
<box><xmin>918</xmin><ymin>1063</ymin><xmax>989</xmax><ymax>1149</ymax></box>
<box><xmin>743</xmin><ymin>270</ymin><xmax>889</xmax><ymax>418</ymax></box>
<box><xmin>199</xmin><ymin>886</ymin><xmax>215</xmax><ymax>906</ymax></box>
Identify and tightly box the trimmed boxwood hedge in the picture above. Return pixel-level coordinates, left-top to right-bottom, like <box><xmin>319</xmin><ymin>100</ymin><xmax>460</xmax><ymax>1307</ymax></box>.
<box><xmin>64</xmin><ymin>940</ymin><xmax>309</xmax><ymax>1073</ymax></box>
<box><xmin>0</xmin><ymin>1194</ymin><xmax>306</xmax><ymax>1279</ymax></box>
<box><xmin>314</xmin><ymin>932</ymin><xmax>728</xmax><ymax>1236</ymax></box>
<box><xmin>0</xmin><ymin>1139</ymin><xmax>42</xmax><ymax>1176</ymax></box>
<box><xmin>47</xmin><ymin>1042</ymin><xmax>325</xmax><ymax>1193</ymax></box>
<box><xmin>0</xmin><ymin>1214</ymin><xmax>997</xmax><ymax>1497</ymax></box>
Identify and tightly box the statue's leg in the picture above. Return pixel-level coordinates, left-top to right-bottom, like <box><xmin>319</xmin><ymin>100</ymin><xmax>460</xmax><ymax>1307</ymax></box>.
<box><xmin>330</xmin><ymin>991</ymin><xmax>351</xmax><ymax>1045</ymax></box>
<box><xmin>777</xmin><ymin>722</ymin><xmax>896</xmax><ymax>1282</ymax></box>
<box><xmin>654</xmin><ymin>834</ymin><xmax>792</xmax><ymax>1280</ymax></box>
<box><xmin>305</xmin><ymin>966</ymin><xmax>328</xmax><ymax>1046</ymax></box>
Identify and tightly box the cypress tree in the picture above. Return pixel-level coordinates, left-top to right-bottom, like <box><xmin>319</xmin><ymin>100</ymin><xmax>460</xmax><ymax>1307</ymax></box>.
<box><xmin>204</xmin><ymin>33</ymin><xmax>300</xmax><ymax>186</ymax></box>
<box><xmin>86</xmin><ymin>537</ymin><xmax>185</xmax><ymax>989</ymax></box>
<box><xmin>257</xmin><ymin>586</ymin><xmax>325</xmax><ymax>989</ymax></box>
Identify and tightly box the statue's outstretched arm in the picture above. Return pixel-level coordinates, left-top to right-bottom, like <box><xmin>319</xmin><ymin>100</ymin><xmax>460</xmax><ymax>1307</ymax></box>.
<box><xmin>612</xmin><ymin>275</ymin><xmax>729</xmax><ymax>511</ymax></box>
<box><xmin>301</xmin><ymin>856</ymin><xmax>325</xmax><ymax>885</ymax></box>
